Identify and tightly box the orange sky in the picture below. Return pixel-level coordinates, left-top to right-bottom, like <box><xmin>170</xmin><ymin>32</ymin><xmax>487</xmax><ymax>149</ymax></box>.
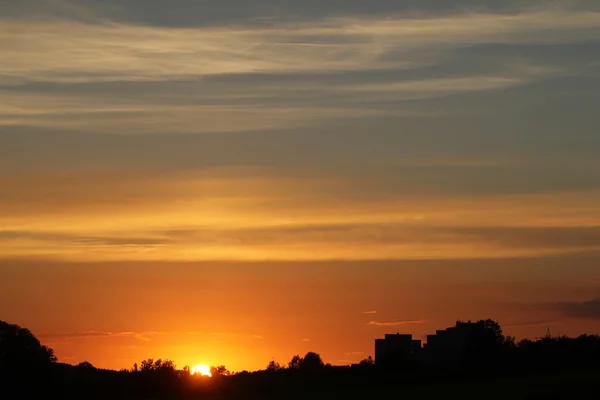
<box><xmin>2</xmin><ymin>255</ymin><xmax>600</xmax><ymax>371</ymax></box>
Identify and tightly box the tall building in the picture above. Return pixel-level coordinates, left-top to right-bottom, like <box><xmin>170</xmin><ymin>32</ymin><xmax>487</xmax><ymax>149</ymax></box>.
<box><xmin>374</xmin><ymin>321</ymin><xmax>503</xmax><ymax>368</ymax></box>
<box><xmin>374</xmin><ymin>333</ymin><xmax>422</xmax><ymax>366</ymax></box>
<box><xmin>422</xmin><ymin>322</ymin><xmax>475</xmax><ymax>366</ymax></box>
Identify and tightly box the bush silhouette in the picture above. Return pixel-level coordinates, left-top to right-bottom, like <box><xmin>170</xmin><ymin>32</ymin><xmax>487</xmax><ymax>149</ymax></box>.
<box><xmin>0</xmin><ymin>320</ymin><xmax>56</xmax><ymax>373</ymax></box>
<box><xmin>211</xmin><ymin>365</ymin><xmax>230</xmax><ymax>376</ymax></box>
<box><xmin>77</xmin><ymin>361</ymin><xmax>95</xmax><ymax>369</ymax></box>
<box><xmin>300</xmin><ymin>352</ymin><xmax>325</xmax><ymax>371</ymax></box>
<box><xmin>288</xmin><ymin>354</ymin><xmax>303</xmax><ymax>369</ymax></box>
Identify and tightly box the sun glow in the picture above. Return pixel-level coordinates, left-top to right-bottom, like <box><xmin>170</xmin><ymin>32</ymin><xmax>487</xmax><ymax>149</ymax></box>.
<box><xmin>191</xmin><ymin>364</ymin><xmax>212</xmax><ymax>377</ymax></box>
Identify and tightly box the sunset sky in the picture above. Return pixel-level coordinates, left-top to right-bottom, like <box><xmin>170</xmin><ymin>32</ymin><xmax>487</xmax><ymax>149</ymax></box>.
<box><xmin>1</xmin><ymin>0</ymin><xmax>600</xmax><ymax>372</ymax></box>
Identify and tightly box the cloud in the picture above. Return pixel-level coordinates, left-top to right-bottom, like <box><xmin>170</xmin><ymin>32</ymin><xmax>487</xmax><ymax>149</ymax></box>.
<box><xmin>545</xmin><ymin>298</ymin><xmax>600</xmax><ymax>320</ymax></box>
<box><xmin>2</xmin><ymin>8</ymin><xmax>599</xmax><ymax>84</ymax></box>
<box><xmin>343</xmin><ymin>352</ymin><xmax>364</xmax><ymax>356</ymax></box>
<box><xmin>302</xmin><ymin>338</ymin><xmax>311</xmax><ymax>342</ymax></box>
<box><xmin>158</xmin><ymin>223</ymin><xmax>600</xmax><ymax>250</ymax></box>
<box><xmin>0</xmin><ymin>230</ymin><xmax>169</xmax><ymax>247</ymax></box>
<box><xmin>1</xmin><ymin>6</ymin><xmax>598</xmax><ymax>135</ymax></box>
<box><xmin>449</xmin><ymin>226</ymin><xmax>600</xmax><ymax>251</ymax></box>
<box><xmin>253</xmin><ymin>335</ymin><xmax>264</xmax><ymax>340</ymax></box>
<box><xmin>334</xmin><ymin>360</ymin><xmax>352</xmax><ymax>365</ymax></box>
<box><xmin>3</xmin><ymin>183</ymin><xmax>600</xmax><ymax>262</ymax></box>
<box><xmin>363</xmin><ymin>311</ymin><xmax>377</xmax><ymax>314</ymax></box>
<box><xmin>0</xmin><ymin>91</ymin><xmax>395</xmax><ymax>134</ymax></box>
<box><xmin>367</xmin><ymin>319</ymin><xmax>425</xmax><ymax>327</ymax></box>
<box><xmin>37</xmin><ymin>331</ymin><xmax>162</xmax><ymax>342</ymax></box>
<box><xmin>503</xmin><ymin>319</ymin><xmax>558</xmax><ymax>328</ymax></box>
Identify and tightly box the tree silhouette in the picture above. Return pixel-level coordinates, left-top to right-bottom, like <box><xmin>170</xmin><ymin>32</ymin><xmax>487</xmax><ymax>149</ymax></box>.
<box><xmin>77</xmin><ymin>361</ymin><xmax>95</xmax><ymax>369</ymax></box>
<box><xmin>4</xmin><ymin>318</ymin><xmax>600</xmax><ymax>398</ymax></box>
<box><xmin>288</xmin><ymin>354</ymin><xmax>302</xmax><ymax>369</ymax></box>
<box><xmin>140</xmin><ymin>358</ymin><xmax>155</xmax><ymax>372</ymax></box>
<box><xmin>137</xmin><ymin>358</ymin><xmax>177</xmax><ymax>373</ymax></box>
<box><xmin>358</xmin><ymin>356</ymin><xmax>375</xmax><ymax>367</ymax></box>
<box><xmin>210</xmin><ymin>365</ymin><xmax>230</xmax><ymax>376</ymax></box>
<box><xmin>266</xmin><ymin>360</ymin><xmax>282</xmax><ymax>371</ymax></box>
<box><xmin>0</xmin><ymin>320</ymin><xmax>57</xmax><ymax>373</ymax></box>
<box><xmin>456</xmin><ymin>319</ymin><xmax>513</xmax><ymax>368</ymax></box>
<box><xmin>299</xmin><ymin>352</ymin><xmax>325</xmax><ymax>371</ymax></box>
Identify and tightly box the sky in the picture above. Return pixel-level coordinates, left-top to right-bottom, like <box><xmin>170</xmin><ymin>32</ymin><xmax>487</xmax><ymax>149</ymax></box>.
<box><xmin>1</xmin><ymin>0</ymin><xmax>600</xmax><ymax>372</ymax></box>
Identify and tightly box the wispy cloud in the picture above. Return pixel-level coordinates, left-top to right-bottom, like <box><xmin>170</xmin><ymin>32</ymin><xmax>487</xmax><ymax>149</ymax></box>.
<box><xmin>343</xmin><ymin>352</ymin><xmax>364</xmax><ymax>356</ymax></box>
<box><xmin>1</xmin><ymin>6</ymin><xmax>596</xmax><ymax>134</ymax></box>
<box><xmin>504</xmin><ymin>319</ymin><xmax>558</xmax><ymax>328</ymax></box>
<box><xmin>253</xmin><ymin>335</ymin><xmax>265</xmax><ymax>340</ymax></box>
<box><xmin>543</xmin><ymin>298</ymin><xmax>600</xmax><ymax>320</ymax></box>
<box><xmin>367</xmin><ymin>319</ymin><xmax>425</xmax><ymax>327</ymax></box>
<box><xmin>302</xmin><ymin>338</ymin><xmax>311</xmax><ymax>342</ymax></box>
<box><xmin>1</xmin><ymin>9</ymin><xmax>598</xmax><ymax>84</ymax></box>
<box><xmin>3</xmin><ymin>179</ymin><xmax>600</xmax><ymax>262</ymax></box>
<box><xmin>37</xmin><ymin>331</ymin><xmax>162</xmax><ymax>342</ymax></box>
<box><xmin>334</xmin><ymin>360</ymin><xmax>352</xmax><ymax>365</ymax></box>
<box><xmin>0</xmin><ymin>91</ymin><xmax>394</xmax><ymax>134</ymax></box>
<box><xmin>363</xmin><ymin>311</ymin><xmax>378</xmax><ymax>314</ymax></box>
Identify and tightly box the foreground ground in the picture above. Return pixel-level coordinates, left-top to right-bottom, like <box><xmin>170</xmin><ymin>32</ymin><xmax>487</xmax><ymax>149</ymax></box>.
<box><xmin>5</xmin><ymin>366</ymin><xmax>598</xmax><ymax>399</ymax></box>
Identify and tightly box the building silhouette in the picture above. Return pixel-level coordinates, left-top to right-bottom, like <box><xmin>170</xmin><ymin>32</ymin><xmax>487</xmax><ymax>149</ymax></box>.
<box><xmin>421</xmin><ymin>323</ymin><xmax>474</xmax><ymax>366</ymax></box>
<box><xmin>375</xmin><ymin>321</ymin><xmax>479</xmax><ymax>367</ymax></box>
<box><xmin>374</xmin><ymin>333</ymin><xmax>421</xmax><ymax>367</ymax></box>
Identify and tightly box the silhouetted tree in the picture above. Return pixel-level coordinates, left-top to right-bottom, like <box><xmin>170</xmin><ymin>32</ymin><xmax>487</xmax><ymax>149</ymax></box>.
<box><xmin>77</xmin><ymin>361</ymin><xmax>95</xmax><ymax>369</ymax></box>
<box><xmin>140</xmin><ymin>358</ymin><xmax>155</xmax><ymax>372</ymax></box>
<box><xmin>266</xmin><ymin>360</ymin><xmax>283</xmax><ymax>371</ymax></box>
<box><xmin>159</xmin><ymin>360</ymin><xmax>176</xmax><ymax>371</ymax></box>
<box><xmin>513</xmin><ymin>333</ymin><xmax>600</xmax><ymax>369</ymax></box>
<box><xmin>299</xmin><ymin>352</ymin><xmax>325</xmax><ymax>371</ymax></box>
<box><xmin>137</xmin><ymin>358</ymin><xmax>177</xmax><ymax>374</ymax></box>
<box><xmin>457</xmin><ymin>319</ymin><xmax>512</xmax><ymax>369</ymax></box>
<box><xmin>5</xmin><ymin>318</ymin><xmax>600</xmax><ymax>399</ymax></box>
<box><xmin>0</xmin><ymin>320</ymin><xmax>57</xmax><ymax>373</ymax></box>
<box><xmin>358</xmin><ymin>356</ymin><xmax>375</xmax><ymax>367</ymax></box>
<box><xmin>210</xmin><ymin>365</ymin><xmax>230</xmax><ymax>376</ymax></box>
<box><xmin>288</xmin><ymin>354</ymin><xmax>303</xmax><ymax>369</ymax></box>
<box><xmin>504</xmin><ymin>335</ymin><xmax>517</xmax><ymax>348</ymax></box>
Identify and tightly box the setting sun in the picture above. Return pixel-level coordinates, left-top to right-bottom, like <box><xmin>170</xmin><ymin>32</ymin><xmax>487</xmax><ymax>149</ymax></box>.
<box><xmin>191</xmin><ymin>364</ymin><xmax>212</xmax><ymax>377</ymax></box>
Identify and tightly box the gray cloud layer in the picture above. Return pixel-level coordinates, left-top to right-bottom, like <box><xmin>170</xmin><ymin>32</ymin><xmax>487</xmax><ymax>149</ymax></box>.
<box><xmin>1</xmin><ymin>1</ymin><xmax>599</xmax><ymax>164</ymax></box>
<box><xmin>547</xmin><ymin>298</ymin><xmax>600</xmax><ymax>320</ymax></box>
<box><xmin>1</xmin><ymin>0</ymin><xmax>600</xmax><ymax>263</ymax></box>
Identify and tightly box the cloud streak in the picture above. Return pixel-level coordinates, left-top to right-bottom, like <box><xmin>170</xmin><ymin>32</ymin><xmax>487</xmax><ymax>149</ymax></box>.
<box><xmin>1</xmin><ymin>3</ymin><xmax>600</xmax><ymax>265</ymax></box>
<box><xmin>4</xmin><ymin>223</ymin><xmax>600</xmax><ymax>261</ymax></box>
<box><xmin>37</xmin><ymin>331</ymin><xmax>163</xmax><ymax>342</ymax></box>
<box><xmin>2</xmin><ymin>175</ymin><xmax>600</xmax><ymax>262</ymax></box>
<box><xmin>2</xmin><ymin>8</ymin><xmax>599</xmax><ymax>84</ymax></box>
<box><xmin>504</xmin><ymin>319</ymin><xmax>558</xmax><ymax>328</ymax></box>
<box><xmin>545</xmin><ymin>298</ymin><xmax>600</xmax><ymax>320</ymax></box>
<box><xmin>1</xmin><ymin>7</ymin><xmax>598</xmax><ymax>133</ymax></box>
<box><xmin>367</xmin><ymin>319</ymin><xmax>425</xmax><ymax>327</ymax></box>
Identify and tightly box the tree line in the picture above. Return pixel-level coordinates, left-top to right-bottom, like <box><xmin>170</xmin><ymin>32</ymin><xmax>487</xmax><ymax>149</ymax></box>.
<box><xmin>2</xmin><ymin>319</ymin><xmax>600</xmax><ymax>399</ymax></box>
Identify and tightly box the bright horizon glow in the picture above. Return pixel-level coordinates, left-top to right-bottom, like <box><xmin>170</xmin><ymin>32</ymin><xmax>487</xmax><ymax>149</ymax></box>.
<box><xmin>191</xmin><ymin>364</ymin><xmax>212</xmax><ymax>377</ymax></box>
